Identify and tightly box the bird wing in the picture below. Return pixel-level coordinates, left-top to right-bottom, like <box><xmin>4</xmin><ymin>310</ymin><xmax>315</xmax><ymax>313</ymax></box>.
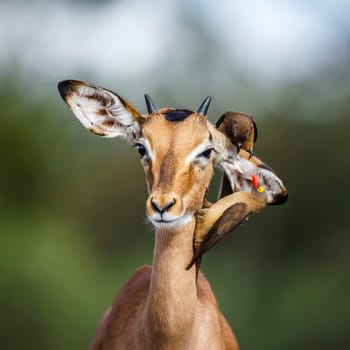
<box><xmin>188</xmin><ymin>192</ymin><xmax>266</xmax><ymax>270</ymax></box>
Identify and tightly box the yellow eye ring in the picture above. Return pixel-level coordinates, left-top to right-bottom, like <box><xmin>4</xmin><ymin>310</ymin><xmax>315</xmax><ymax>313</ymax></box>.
<box><xmin>257</xmin><ymin>186</ymin><xmax>265</xmax><ymax>193</ymax></box>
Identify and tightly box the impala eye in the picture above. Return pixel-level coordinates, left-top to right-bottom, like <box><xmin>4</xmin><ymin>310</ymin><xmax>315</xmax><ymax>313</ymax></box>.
<box><xmin>198</xmin><ymin>148</ymin><xmax>214</xmax><ymax>159</ymax></box>
<box><xmin>134</xmin><ymin>143</ymin><xmax>147</xmax><ymax>158</ymax></box>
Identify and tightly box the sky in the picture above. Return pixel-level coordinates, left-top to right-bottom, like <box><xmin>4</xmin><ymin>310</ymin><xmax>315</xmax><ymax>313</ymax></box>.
<box><xmin>1</xmin><ymin>0</ymin><xmax>349</xmax><ymax>79</ymax></box>
<box><xmin>200</xmin><ymin>0</ymin><xmax>349</xmax><ymax>79</ymax></box>
<box><xmin>0</xmin><ymin>0</ymin><xmax>349</xmax><ymax>116</ymax></box>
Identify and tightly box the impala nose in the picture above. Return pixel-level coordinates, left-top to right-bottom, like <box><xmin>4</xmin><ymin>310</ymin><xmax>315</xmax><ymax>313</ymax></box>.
<box><xmin>151</xmin><ymin>197</ymin><xmax>176</xmax><ymax>214</ymax></box>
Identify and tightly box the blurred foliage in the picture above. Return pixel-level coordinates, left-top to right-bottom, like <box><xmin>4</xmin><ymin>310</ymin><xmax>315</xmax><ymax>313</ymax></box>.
<box><xmin>0</xmin><ymin>77</ymin><xmax>349</xmax><ymax>350</ymax></box>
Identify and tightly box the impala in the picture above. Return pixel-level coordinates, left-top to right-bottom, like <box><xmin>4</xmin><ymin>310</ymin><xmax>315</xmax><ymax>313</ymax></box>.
<box><xmin>58</xmin><ymin>80</ymin><xmax>287</xmax><ymax>350</ymax></box>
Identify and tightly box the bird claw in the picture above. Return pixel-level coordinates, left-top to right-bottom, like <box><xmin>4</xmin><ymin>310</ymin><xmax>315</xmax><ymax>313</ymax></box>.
<box><xmin>247</xmin><ymin>149</ymin><xmax>254</xmax><ymax>159</ymax></box>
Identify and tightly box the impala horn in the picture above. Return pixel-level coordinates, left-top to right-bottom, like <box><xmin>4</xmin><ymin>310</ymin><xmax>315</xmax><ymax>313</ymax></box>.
<box><xmin>196</xmin><ymin>96</ymin><xmax>212</xmax><ymax>116</ymax></box>
<box><xmin>144</xmin><ymin>94</ymin><xmax>158</xmax><ymax>114</ymax></box>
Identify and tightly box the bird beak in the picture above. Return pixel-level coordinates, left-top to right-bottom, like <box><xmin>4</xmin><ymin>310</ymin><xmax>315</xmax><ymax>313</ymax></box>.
<box><xmin>236</xmin><ymin>142</ymin><xmax>242</xmax><ymax>153</ymax></box>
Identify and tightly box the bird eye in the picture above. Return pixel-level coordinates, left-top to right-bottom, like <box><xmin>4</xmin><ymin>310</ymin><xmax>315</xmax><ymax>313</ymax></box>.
<box><xmin>257</xmin><ymin>186</ymin><xmax>265</xmax><ymax>193</ymax></box>
<box><xmin>197</xmin><ymin>148</ymin><xmax>214</xmax><ymax>159</ymax></box>
<box><xmin>135</xmin><ymin>143</ymin><xmax>147</xmax><ymax>158</ymax></box>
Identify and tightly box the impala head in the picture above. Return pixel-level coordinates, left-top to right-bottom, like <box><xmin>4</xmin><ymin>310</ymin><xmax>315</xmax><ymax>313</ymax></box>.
<box><xmin>58</xmin><ymin>80</ymin><xmax>215</xmax><ymax>228</ymax></box>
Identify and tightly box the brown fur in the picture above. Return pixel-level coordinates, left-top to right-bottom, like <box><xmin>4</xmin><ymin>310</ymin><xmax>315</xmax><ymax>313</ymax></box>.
<box><xmin>90</xmin><ymin>222</ymin><xmax>238</xmax><ymax>350</ymax></box>
<box><xmin>89</xmin><ymin>113</ymin><xmax>238</xmax><ymax>350</ymax></box>
<box><xmin>58</xmin><ymin>81</ymin><xmax>239</xmax><ymax>350</ymax></box>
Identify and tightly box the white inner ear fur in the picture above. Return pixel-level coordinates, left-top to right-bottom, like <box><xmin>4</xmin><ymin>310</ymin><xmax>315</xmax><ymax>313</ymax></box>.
<box><xmin>66</xmin><ymin>84</ymin><xmax>141</xmax><ymax>141</ymax></box>
<box><xmin>221</xmin><ymin>157</ymin><xmax>286</xmax><ymax>203</ymax></box>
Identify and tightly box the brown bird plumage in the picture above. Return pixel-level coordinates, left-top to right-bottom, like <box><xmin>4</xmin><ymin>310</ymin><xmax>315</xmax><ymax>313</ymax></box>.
<box><xmin>188</xmin><ymin>190</ymin><xmax>266</xmax><ymax>271</ymax></box>
<box><xmin>189</xmin><ymin>114</ymin><xmax>288</xmax><ymax>272</ymax></box>
<box><xmin>216</xmin><ymin>111</ymin><xmax>257</xmax><ymax>156</ymax></box>
<box><xmin>216</xmin><ymin>111</ymin><xmax>258</xmax><ymax>199</ymax></box>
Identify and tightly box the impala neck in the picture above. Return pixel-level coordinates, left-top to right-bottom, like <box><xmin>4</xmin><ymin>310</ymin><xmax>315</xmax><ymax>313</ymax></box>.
<box><xmin>144</xmin><ymin>217</ymin><xmax>197</xmax><ymax>348</ymax></box>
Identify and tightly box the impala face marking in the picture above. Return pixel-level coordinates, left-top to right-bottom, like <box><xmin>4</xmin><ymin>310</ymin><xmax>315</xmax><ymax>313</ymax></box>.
<box><xmin>185</xmin><ymin>138</ymin><xmax>214</xmax><ymax>164</ymax></box>
<box><xmin>141</xmin><ymin>111</ymin><xmax>214</xmax><ymax>228</ymax></box>
<box><xmin>58</xmin><ymin>80</ymin><xmax>215</xmax><ymax>230</ymax></box>
<box><xmin>134</xmin><ymin>137</ymin><xmax>155</xmax><ymax>162</ymax></box>
<box><xmin>58</xmin><ymin>80</ymin><xmax>245</xmax><ymax>349</ymax></box>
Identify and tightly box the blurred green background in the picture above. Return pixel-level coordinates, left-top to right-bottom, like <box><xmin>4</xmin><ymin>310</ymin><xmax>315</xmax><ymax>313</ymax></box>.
<box><xmin>1</xmin><ymin>0</ymin><xmax>349</xmax><ymax>349</ymax></box>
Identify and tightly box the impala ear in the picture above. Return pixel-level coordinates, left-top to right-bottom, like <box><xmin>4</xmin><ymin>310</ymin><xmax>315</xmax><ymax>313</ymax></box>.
<box><xmin>58</xmin><ymin>80</ymin><xmax>144</xmax><ymax>142</ymax></box>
